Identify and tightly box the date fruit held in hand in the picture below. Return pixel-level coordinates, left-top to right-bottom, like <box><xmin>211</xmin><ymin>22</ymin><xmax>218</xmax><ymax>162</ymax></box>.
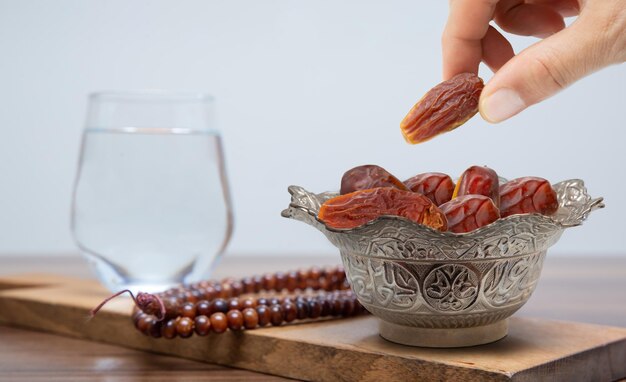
<box><xmin>401</xmin><ymin>73</ymin><xmax>484</xmax><ymax>144</ymax></box>
<box><xmin>340</xmin><ymin>165</ymin><xmax>408</xmax><ymax>195</ymax></box>
<box><xmin>453</xmin><ymin>165</ymin><xmax>500</xmax><ymax>207</ymax></box>
<box><xmin>404</xmin><ymin>172</ymin><xmax>455</xmax><ymax>206</ymax></box>
<box><xmin>500</xmin><ymin>177</ymin><xmax>558</xmax><ymax>217</ymax></box>
<box><xmin>439</xmin><ymin>195</ymin><xmax>501</xmax><ymax>233</ymax></box>
<box><xmin>319</xmin><ymin>187</ymin><xmax>447</xmax><ymax>231</ymax></box>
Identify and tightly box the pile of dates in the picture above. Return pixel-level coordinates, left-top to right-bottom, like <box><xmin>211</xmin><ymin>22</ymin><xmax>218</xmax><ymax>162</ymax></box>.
<box><xmin>318</xmin><ymin>165</ymin><xmax>559</xmax><ymax>233</ymax></box>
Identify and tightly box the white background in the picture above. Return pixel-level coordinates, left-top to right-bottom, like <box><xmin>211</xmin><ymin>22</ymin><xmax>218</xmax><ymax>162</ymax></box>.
<box><xmin>0</xmin><ymin>1</ymin><xmax>624</xmax><ymax>258</ymax></box>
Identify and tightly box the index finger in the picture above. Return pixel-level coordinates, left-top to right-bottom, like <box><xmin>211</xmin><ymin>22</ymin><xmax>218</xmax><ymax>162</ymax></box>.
<box><xmin>442</xmin><ymin>0</ymin><xmax>501</xmax><ymax>79</ymax></box>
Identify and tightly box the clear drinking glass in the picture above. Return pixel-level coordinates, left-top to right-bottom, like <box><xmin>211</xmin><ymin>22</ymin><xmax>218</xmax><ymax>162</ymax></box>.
<box><xmin>71</xmin><ymin>91</ymin><xmax>233</xmax><ymax>293</ymax></box>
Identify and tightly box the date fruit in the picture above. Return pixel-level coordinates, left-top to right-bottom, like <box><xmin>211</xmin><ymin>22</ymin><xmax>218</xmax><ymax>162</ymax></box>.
<box><xmin>500</xmin><ymin>177</ymin><xmax>559</xmax><ymax>217</ymax></box>
<box><xmin>318</xmin><ymin>187</ymin><xmax>447</xmax><ymax>230</ymax></box>
<box><xmin>453</xmin><ymin>165</ymin><xmax>500</xmax><ymax>207</ymax></box>
<box><xmin>439</xmin><ymin>195</ymin><xmax>500</xmax><ymax>233</ymax></box>
<box><xmin>400</xmin><ymin>73</ymin><xmax>484</xmax><ymax>144</ymax></box>
<box><xmin>404</xmin><ymin>172</ymin><xmax>455</xmax><ymax>206</ymax></box>
<box><xmin>340</xmin><ymin>165</ymin><xmax>408</xmax><ymax>195</ymax></box>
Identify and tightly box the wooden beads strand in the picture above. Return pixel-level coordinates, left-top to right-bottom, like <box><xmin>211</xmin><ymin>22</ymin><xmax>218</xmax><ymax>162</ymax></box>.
<box><xmin>161</xmin><ymin>265</ymin><xmax>350</xmax><ymax>306</ymax></box>
<box><xmin>133</xmin><ymin>290</ymin><xmax>365</xmax><ymax>339</ymax></box>
<box><xmin>91</xmin><ymin>266</ymin><xmax>368</xmax><ymax>339</ymax></box>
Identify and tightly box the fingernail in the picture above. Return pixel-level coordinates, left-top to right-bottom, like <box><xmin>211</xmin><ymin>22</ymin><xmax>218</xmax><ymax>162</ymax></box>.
<box><xmin>480</xmin><ymin>88</ymin><xmax>526</xmax><ymax>123</ymax></box>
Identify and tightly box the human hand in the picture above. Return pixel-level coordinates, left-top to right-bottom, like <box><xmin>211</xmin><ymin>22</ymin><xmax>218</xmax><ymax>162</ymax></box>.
<box><xmin>442</xmin><ymin>0</ymin><xmax>625</xmax><ymax>123</ymax></box>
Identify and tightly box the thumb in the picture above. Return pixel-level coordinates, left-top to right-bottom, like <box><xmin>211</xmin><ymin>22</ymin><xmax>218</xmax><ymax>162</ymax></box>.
<box><xmin>479</xmin><ymin>16</ymin><xmax>617</xmax><ymax>123</ymax></box>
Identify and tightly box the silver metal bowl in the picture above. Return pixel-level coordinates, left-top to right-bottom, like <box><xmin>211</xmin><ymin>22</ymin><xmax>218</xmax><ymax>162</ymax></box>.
<box><xmin>281</xmin><ymin>179</ymin><xmax>604</xmax><ymax>347</ymax></box>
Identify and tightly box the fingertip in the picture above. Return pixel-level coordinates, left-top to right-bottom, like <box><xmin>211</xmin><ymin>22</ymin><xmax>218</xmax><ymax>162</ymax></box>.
<box><xmin>479</xmin><ymin>96</ymin><xmax>502</xmax><ymax>124</ymax></box>
<box><xmin>479</xmin><ymin>88</ymin><xmax>527</xmax><ymax>123</ymax></box>
<box><xmin>441</xmin><ymin>35</ymin><xmax>482</xmax><ymax>80</ymax></box>
<box><xmin>442</xmin><ymin>0</ymin><xmax>496</xmax><ymax>80</ymax></box>
<box><xmin>481</xmin><ymin>25</ymin><xmax>515</xmax><ymax>72</ymax></box>
<box><xmin>534</xmin><ymin>16</ymin><xmax>566</xmax><ymax>38</ymax></box>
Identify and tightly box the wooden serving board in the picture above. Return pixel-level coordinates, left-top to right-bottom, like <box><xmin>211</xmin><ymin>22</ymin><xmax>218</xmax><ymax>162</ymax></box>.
<box><xmin>0</xmin><ymin>274</ymin><xmax>625</xmax><ymax>382</ymax></box>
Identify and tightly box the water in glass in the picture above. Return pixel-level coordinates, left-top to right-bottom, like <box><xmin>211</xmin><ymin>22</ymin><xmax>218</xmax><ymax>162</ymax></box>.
<box><xmin>71</xmin><ymin>92</ymin><xmax>232</xmax><ymax>292</ymax></box>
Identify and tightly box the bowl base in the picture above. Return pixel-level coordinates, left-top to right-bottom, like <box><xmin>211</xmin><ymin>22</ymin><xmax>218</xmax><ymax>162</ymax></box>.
<box><xmin>379</xmin><ymin>319</ymin><xmax>508</xmax><ymax>348</ymax></box>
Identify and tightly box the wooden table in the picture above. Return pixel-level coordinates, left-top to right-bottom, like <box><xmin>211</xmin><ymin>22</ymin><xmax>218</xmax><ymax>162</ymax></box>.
<box><xmin>1</xmin><ymin>254</ymin><xmax>625</xmax><ymax>381</ymax></box>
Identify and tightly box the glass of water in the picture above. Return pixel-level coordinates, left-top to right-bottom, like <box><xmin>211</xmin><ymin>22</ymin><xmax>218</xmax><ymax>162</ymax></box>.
<box><xmin>71</xmin><ymin>91</ymin><xmax>233</xmax><ymax>293</ymax></box>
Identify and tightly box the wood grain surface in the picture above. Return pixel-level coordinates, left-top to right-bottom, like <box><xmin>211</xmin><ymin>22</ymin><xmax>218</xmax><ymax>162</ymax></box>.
<box><xmin>1</xmin><ymin>255</ymin><xmax>626</xmax><ymax>382</ymax></box>
<box><xmin>0</xmin><ymin>325</ymin><xmax>289</xmax><ymax>382</ymax></box>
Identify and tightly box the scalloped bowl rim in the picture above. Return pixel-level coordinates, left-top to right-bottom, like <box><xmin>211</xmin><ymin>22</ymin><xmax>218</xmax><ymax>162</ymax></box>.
<box><xmin>295</xmin><ymin>203</ymin><xmax>564</xmax><ymax>237</ymax></box>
